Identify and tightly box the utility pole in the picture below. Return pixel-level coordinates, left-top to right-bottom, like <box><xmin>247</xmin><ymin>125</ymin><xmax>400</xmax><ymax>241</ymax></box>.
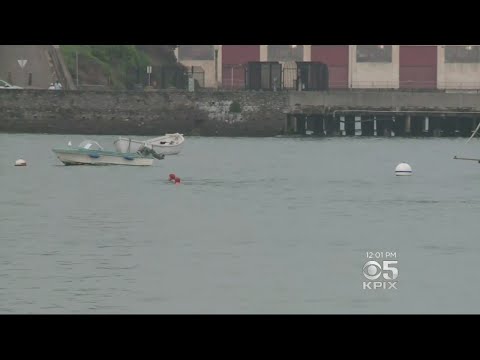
<box><xmin>214</xmin><ymin>48</ymin><xmax>219</xmax><ymax>86</ymax></box>
<box><xmin>147</xmin><ymin>66</ymin><xmax>152</xmax><ymax>87</ymax></box>
<box><xmin>75</xmin><ymin>51</ymin><xmax>79</xmax><ymax>87</ymax></box>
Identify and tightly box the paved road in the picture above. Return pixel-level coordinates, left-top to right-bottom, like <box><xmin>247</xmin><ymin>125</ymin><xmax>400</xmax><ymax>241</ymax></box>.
<box><xmin>0</xmin><ymin>45</ymin><xmax>56</xmax><ymax>88</ymax></box>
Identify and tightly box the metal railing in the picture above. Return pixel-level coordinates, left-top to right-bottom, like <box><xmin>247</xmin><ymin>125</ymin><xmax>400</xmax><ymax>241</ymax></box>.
<box><xmin>348</xmin><ymin>81</ymin><xmax>480</xmax><ymax>90</ymax></box>
<box><xmin>140</xmin><ymin>65</ymin><xmax>206</xmax><ymax>90</ymax></box>
<box><xmin>281</xmin><ymin>66</ymin><xmax>298</xmax><ymax>90</ymax></box>
<box><xmin>437</xmin><ymin>81</ymin><xmax>480</xmax><ymax>90</ymax></box>
<box><xmin>191</xmin><ymin>69</ymin><xmax>205</xmax><ymax>88</ymax></box>
<box><xmin>216</xmin><ymin>64</ymin><xmax>480</xmax><ymax>91</ymax></box>
<box><xmin>50</xmin><ymin>46</ymin><xmax>76</xmax><ymax>90</ymax></box>
<box><xmin>350</xmin><ymin>80</ymin><xmax>437</xmax><ymax>89</ymax></box>
<box><xmin>222</xmin><ymin>64</ymin><xmax>247</xmax><ymax>89</ymax></box>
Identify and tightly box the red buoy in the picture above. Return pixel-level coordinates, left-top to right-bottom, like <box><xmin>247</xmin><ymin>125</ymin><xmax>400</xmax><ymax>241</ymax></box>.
<box><xmin>169</xmin><ymin>173</ymin><xmax>176</xmax><ymax>181</ymax></box>
<box><xmin>174</xmin><ymin>177</ymin><xmax>181</xmax><ymax>185</ymax></box>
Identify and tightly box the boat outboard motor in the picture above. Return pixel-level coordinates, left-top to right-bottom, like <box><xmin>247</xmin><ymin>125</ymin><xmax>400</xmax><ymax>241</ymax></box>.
<box><xmin>137</xmin><ymin>144</ymin><xmax>165</xmax><ymax>160</ymax></box>
<box><xmin>151</xmin><ymin>151</ymin><xmax>165</xmax><ymax>160</ymax></box>
<box><xmin>137</xmin><ymin>144</ymin><xmax>150</xmax><ymax>156</ymax></box>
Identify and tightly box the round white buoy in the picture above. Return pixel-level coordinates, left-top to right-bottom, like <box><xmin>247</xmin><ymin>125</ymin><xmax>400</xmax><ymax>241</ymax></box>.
<box><xmin>68</xmin><ymin>141</ymin><xmax>72</xmax><ymax>146</ymax></box>
<box><xmin>395</xmin><ymin>162</ymin><xmax>412</xmax><ymax>176</ymax></box>
<box><xmin>15</xmin><ymin>159</ymin><xmax>27</xmax><ymax>167</ymax></box>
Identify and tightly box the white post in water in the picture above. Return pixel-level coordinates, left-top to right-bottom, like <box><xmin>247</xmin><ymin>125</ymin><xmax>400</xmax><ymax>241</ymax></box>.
<box><xmin>406</xmin><ymin>115</ymin><xmax>411</xmax><ymax>134</ymax></box>
<box><xmin>355</xmin><ymin>116</ymin><xmax>362</xmax><ymax>136</ymax></box>
<box><xmin>340</xmin><ymin>116</ymin><xmax>345</xmax><ymax>136</ymax></box>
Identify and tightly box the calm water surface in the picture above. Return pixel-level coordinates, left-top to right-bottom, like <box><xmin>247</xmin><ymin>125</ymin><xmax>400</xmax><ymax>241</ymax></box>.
<box><xmin>1</xmin><ymin>134</ymin><xmax>480</xmax><ymax>313</ymax></box>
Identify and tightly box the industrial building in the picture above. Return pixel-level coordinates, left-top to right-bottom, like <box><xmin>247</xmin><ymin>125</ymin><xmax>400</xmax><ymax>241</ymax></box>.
<box><xmin>174</xmin><ymin>45</ymin><xmax>480</xmax><ymax>91</ymax></box>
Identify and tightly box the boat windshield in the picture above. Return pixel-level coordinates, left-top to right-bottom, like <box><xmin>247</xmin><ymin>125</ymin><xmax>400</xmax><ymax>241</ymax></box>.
<box><xmin>78</xmin><ymin>140</ymin><xmax>104</xmax><ymax>150</ymax></box>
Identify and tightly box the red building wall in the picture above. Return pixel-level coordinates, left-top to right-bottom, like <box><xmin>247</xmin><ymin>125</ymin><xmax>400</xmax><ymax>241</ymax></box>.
<box><xmin>311</xmin><ymin>45</ymin><xmax>349</xmax><ymax>88</ymax></box>
<box><xmin>399</xmin><ymin>46</ymin><xmax>437</xmax><ymax>89</ymax></box>
<box><xmin>222</xmin><ymin>45</ymin><xmax>260</xmax><ymax>89</ymax></box>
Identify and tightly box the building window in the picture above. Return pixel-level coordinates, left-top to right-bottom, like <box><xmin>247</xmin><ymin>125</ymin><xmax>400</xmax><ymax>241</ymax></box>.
<box><xmin>356</xmin><ymin>45</ymin><xmax>392</xmax><ymax>63</ymax></box>
<box><xmin>178</xmin><ymin>45</ymin><xmax>214</xmax><ymax>60</ymax></box>
<box><xmin>445</xmin><ymin>46</ymin><xmax>480</xmax><ymax>63</ymax></box>
<box><xmin>267</xmin><ymin>45</ymin><xmax>304</xmax><ymax>62</ymax></box>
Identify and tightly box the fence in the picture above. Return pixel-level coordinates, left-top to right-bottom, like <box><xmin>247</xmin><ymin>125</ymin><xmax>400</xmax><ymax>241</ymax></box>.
<box><xmin>221</xmin><ymin>63</ymin><xmax>330</xmax><ymax>91</ymax></box>
<box><xmin>48</xmin><ymin>47</ymin><xmax>75</xmax><ymax>90</ymax></box>
<box><xmin>146</xmin><ymin>65</ymin><xmax>205</xmax><ymax>90</ymax></box>
<box><xmin>63</xmin><ymin>53</ymin><xmax>207</xmax><ymax>90</ymax></box>
<box><xmin>282</xmin><ymin>65</ymin><xmax>297</xmax><ymax>90</ymax></box>
<box><xmin>64</xmin><ymin>56</ymin><xmax>480</xmax><ymax>92</ymax></box>
<box><xmin>350</xmin><ymin>81</ymin><xmax>480</xmax><ymax>90</ymax></box>
<box><xmin>281</xmin><ymin>64</ymin><xmax>329</xmax><ymax>91</ymax></box>
<box><xmin>246</xmin><ymin>62</ymin><xmax>283</xmax><ymax>91</ymax></box>
<box><xmin>222</xmin><ymin>64</ymin><xmax>247</xmax><ymax>89</ymax></box>
<box><xmin>190</xmin><ymin>67</ymin><xmax>205</xmax><ymax>88</ymax></box>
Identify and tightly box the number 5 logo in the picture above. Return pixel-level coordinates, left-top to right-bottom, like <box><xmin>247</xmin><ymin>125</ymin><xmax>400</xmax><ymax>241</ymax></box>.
<box><xmin>382</xmin><ymin>261</ymin><xmax>399</xmax><ymax>280</ymax></box>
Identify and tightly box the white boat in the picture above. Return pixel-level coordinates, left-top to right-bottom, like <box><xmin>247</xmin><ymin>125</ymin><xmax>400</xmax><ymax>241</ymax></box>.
<box><xmin>114</xmin><ymin>133</ymin><xmax>185</xmax><ymax>156</ymax></box>
<box><xmin>52</xmin><ymin>140</ymin><xmax>163</xmax><ymax>166</ymax></box>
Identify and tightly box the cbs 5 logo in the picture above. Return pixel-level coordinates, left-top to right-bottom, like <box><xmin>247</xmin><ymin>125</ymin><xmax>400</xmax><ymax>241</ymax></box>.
<box><xmin>363</xmin><ymin>261</ymin><xmax>398</xmax><ymax>281</ymax></box>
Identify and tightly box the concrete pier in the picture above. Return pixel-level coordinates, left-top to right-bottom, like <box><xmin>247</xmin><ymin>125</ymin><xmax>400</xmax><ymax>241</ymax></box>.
<box><xmin>411</xmin><ymin>116</ymin><xmax>424</xmax><ymax>136</ymax></box>
<box><xmin>405</xmin><ymin>115</ymin><xmax>412</xmax><ymax>136</ymax></box>
<box><xmin>423</xmin><ymin>117</ymin><xmax>429</xmax><ymax>136</ymax></box>
<box><xmin>296</xmin><ymin>115</ymin><xmax>306</xmax><ymax>134</ymax></box>
<box><xmin>310</xmin><ymin>115</ymin><xmax>325</xmax><ymax>136</ymax></box>
<box><xmin>375</xmin><ymin>116</ymin><xmax>394</xmax><ymax>137</ymax></box>
<box><xmin>361</xmin><ymin>116</ymin><xmax>375</xmax><ymax>136</ymax></box>
<box><xmin>345</xmin><ymin>115</ymin><xmax>356</xmax><ymax>136</ymax></box>
<box><xmin>3</xmin><ymin>89</ymin><xmax>480</xmax><ymax>136</ymax></box>
<box><xmin>339</xmin><ymin>116</ymin><xmax>345</xmax><ymax>136</ymax></box>
<box><xmin>457</xmin><ymin>117</ymin><xmax>473</xmax><ymax>137</ymax></box>
<box><xmin>430</xmin><ymin>117</ymin><xmax>442</xmax><ymax>137</ymax></box>
<box><xmin>325</xmin><ymin>115</ymin><xmax>339</xmax><ymax>136</ymax></box>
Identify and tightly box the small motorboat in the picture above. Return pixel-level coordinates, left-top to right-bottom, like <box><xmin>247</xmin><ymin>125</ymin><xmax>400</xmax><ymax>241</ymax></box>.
<box><xmin>52</xmin><ymin>139</ymin><xmax>164</xmax><ymax>166</ymax></box>
<box><xmin>114</xmin><ymin>133</ymin><xmax>185</xmax><ymax>156</ymax></box>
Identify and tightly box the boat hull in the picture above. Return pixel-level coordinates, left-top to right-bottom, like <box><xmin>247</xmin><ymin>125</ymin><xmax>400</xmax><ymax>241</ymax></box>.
<box><xmin>114</xmin><ymin>134</ymin><xmax>184</xmax><ymax>155</ymax></box>
<box><xmin>53</xmin><ymin>149</ymin><xmax>154</xmax><ymax>166</ymax></box>
<box><xmin>151</xmin><ymin>142</ymin><xmax>184</xmax><ymax>156</ymax></box>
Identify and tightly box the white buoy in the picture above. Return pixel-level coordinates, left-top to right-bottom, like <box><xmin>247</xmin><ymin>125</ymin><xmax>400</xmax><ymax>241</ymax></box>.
<box><xmin>68</xmin><ymin>140</ymin><xmax>72</xmax><ymax>146</ymax></box>
<box><xmin>15</xmin><ymin>159</ymin><xmax>27</xmax><ymax>167</ymax></box>
<box><xmin>395</xmin><ymin>162</ymin><xmax>412</xmax><ymax>176</ymax></box>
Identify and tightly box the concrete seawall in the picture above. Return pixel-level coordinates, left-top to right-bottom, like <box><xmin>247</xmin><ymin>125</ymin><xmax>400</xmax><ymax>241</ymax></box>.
<box><xmin>2</xmin><ymin>89</ymin><xmax>480</xmax><ymax>137</ymax></box>
<box><xmin>0</xmin><ymin>89</ymin><xmax>289</xmax><ymax>136</ymax></box>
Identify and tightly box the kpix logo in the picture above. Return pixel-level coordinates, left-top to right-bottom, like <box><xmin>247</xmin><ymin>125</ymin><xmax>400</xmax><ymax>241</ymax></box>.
<box><xmin>362</xmin><ymin>260</ymin><xmax>398</xmax><ymax>290</ymax></box>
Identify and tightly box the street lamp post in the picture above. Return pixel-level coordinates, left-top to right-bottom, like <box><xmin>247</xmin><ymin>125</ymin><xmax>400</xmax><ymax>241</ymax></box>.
<box><xmin>147</xmin><ymin>66</ymin><xmax>152</xmax><ymax>87</ymax></box>
<box><xmin>76</xmin><ymin>51</ymin><xmax>79</xmax><ymax>87</ymax></box>
<box><xmin>214</xmin><ymin>48</ymin><xmax>219</xmax><ymax>86</ymax></box>
<box><xmin>291</xmin><ymin>45</ymin><xmax>298</xmax><ymax>90</ymax></box>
